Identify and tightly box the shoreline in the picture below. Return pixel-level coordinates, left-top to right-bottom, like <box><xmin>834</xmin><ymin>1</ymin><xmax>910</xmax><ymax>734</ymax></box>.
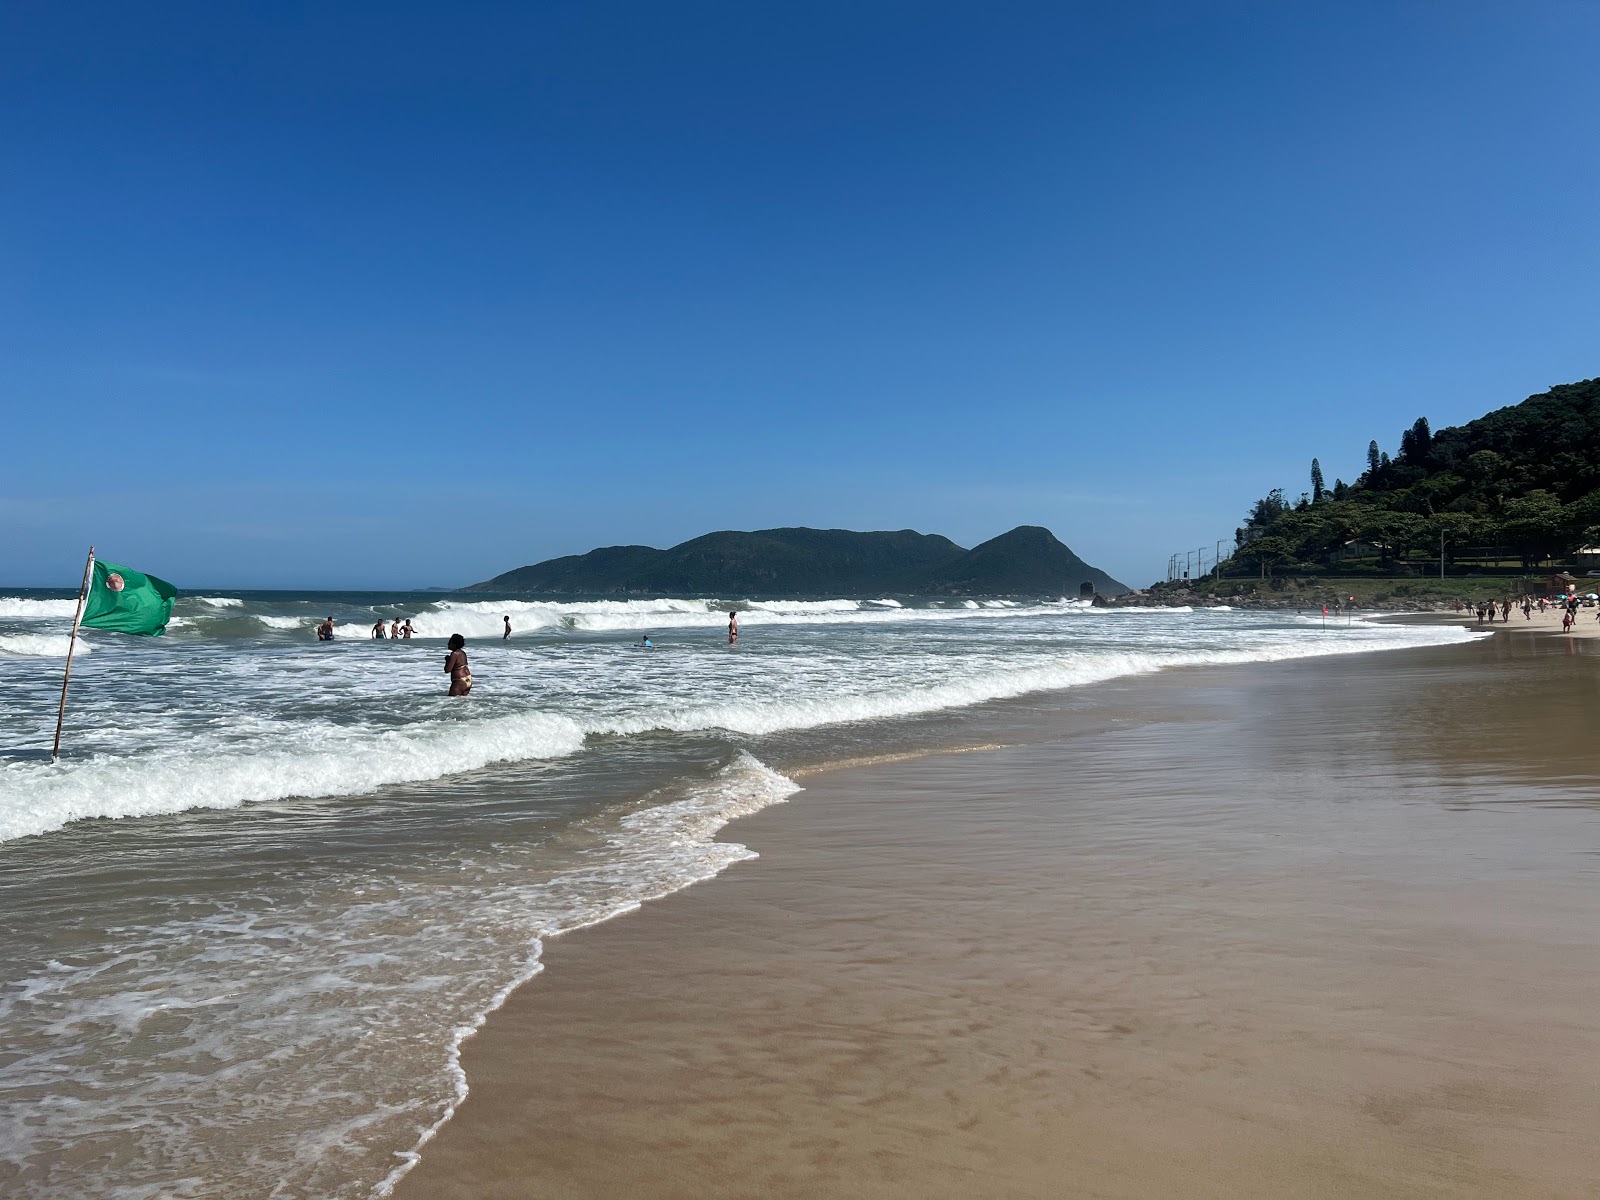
<box><xmin>395</xmin><ymin>635</ymin><xmax>1600</xmax><ymax>1199</ymax></box>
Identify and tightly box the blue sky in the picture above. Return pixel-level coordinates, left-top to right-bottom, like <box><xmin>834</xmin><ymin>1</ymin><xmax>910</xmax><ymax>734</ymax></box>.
<box><xmin>3</xmin><ymin>1</ymin><xmax>1597</xmax><ymax>589</ymax></box>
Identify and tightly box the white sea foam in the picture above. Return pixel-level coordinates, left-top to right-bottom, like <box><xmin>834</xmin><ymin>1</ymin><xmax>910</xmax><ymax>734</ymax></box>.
<box><xmin>192</xmin><ymin>597</ymin><xmax>244</xmax><ymax>608</ymax></box>
<box><xmin>403</xmin><ymin>597</ymin><xmax>1122</xmax><ymax>639</ymax></box>
<box><xmin>373</xmin><ymin>752</ymin><xmax>799</xmax><ymax>1197</ymax></box>
<box><xmin>0</xmin><ymin>633</ymin><xmax>90</xmax><ymax>658</ymax></box>
<box><xmin>0</xmin><ymin>597</ymin><xmax>78</xmax><ymax>619</ymax></box>
<box><xmin>0</xmin><ymin>751</ymin><xmax>799</xmax><ymax>1200</ymax></box>
<box><xmin>255</xmin><ymin>614</ymin><xmax>316</xmax><ymax>630</ymax></box>
<box><xmin>0</xmin><ymin>710</ymin><xmax>585</xmax><ymax>843</ymax></box>
<box><xmin>0</xmin><ymin>611</ymin><xmax>1485</xmax><ymax>843</ymax></box>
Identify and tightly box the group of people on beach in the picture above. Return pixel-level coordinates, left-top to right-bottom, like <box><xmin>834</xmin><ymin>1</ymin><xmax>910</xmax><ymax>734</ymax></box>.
<box><xmin>1469</xmin><ymin>599</ymin><xmax>1526</xmax><ymax>624</ymax></box>
<box><xmin>313</xmin><ymin>608</ymin><xmax>743</xmax><ymax>697</ymax></box>
<box><xmin>1456</xmin><ymin>593</ymin><xmax>1598</xmax><ymax>631</ymax></box>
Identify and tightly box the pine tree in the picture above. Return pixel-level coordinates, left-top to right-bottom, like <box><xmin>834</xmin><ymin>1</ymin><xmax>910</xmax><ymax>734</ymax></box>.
<box><xmin>1410</xmin><ymin>416</ymin><xmax>1431</xmax><ymax>460</ymax></box>
<box><xmin>1367</xmin><ymin>440</ymin><xmax>1381</xmax><ymax>475</ymax></box>
<box><xmin>1310</xmin><ymin>458</ymin><xmax>1325</xmax><ymax>502</ymax></box>
<box><xmin>1332</xmin><ymin>478</ymin><xmax>1349</xmax><ymax>501</ymax></box>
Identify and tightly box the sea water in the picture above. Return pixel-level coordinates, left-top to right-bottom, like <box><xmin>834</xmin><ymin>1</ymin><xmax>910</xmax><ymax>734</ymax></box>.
<box><xmin>0</xmin><ymin>591</ymin><xmax>1482</xmax><ymax>1198</ymax></box>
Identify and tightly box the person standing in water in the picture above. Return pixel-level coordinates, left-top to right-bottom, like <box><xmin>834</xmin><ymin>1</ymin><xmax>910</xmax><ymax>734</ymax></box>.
<box><xmin>503</xmin><ymin>615</ymin><xmax>512</xmax><ymax>640</ymax></box>
<box><xmin>371</xmin><ymin>619</ymin><xmax>387</xmax><ymax>639</ymax></box>
<box><xmin>445</xmin><ymin>634</ymin><xmax>472</xmax><ymax>696</ymax></box>
<box><xmin>401</xmin><ymin>620</ymin><xmax>414</xmax><ymax>639</ymax></box>
<box><xmin>728</xmin><ymin>611</ymin><xmax>739</xmax><ymax>644</ymax></box>
<box><xmin>390</xmin><ymin>618</ymin><xmax>401</xmax><ymax>639</ymax></box>
<box><xmin>316</xmin><ymin>617</ymin><xmax>335</xmax><ymax>641</ymax></box>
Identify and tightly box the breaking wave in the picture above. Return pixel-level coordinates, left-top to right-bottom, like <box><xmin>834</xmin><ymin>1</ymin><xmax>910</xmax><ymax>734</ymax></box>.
<box><xmin>0</xmin><ymin>598</ymin><xmax>79</xmax><ymax>620</ymax></box>
<box><xmin>0</xmin><ymin>633</ymin><xmax>91</xmax><ymax>658</ymax></box>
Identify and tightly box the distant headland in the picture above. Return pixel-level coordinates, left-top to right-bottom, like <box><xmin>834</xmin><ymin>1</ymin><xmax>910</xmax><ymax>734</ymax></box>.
<box><xmin>468</xmin><ymin>526</ymin><xmax>1129</xmax><ymax>597</ymax></box>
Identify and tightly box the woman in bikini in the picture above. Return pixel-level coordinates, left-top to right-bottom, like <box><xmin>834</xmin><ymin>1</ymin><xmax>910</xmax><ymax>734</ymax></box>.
<box><xmin>445</xmin><ymin>634</ymin><xmax>473</xmax><ymax>696</ymax></box>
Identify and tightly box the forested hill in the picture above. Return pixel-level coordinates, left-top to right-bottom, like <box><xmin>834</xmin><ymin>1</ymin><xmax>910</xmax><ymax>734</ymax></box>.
<box><xmin>1234</xmin><ymin>377</ymin><xmax>1600</xmax><ymax>573</ymax></box>
<box><xmin>469</xmin><ymin>526</ymin><xmax>1129</xmax><ymax>596</ymax></box>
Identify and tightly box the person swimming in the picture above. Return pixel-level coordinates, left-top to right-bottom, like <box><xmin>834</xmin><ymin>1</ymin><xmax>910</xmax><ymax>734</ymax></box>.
<box><xmin>445</xmin><ymin>634</ymin><xmax>472</xmax><ymax>696</ymax></box>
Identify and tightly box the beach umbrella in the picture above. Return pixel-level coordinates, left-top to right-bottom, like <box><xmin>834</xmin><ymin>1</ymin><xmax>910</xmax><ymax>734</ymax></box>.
<box><xmin>1587</xmin><ymin>593</ymin><xmax>1598</xmax><ymax>600</ymax></box>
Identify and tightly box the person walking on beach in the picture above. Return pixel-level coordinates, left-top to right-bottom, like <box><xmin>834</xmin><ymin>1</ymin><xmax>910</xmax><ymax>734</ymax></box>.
<box><xmin>728</xmin><ymin>611</ymin><xmax>739</xmax><ymax>644</ymax></box>
<box><xmin>503</xmin><ymin>615</ymin><xmax>512</xmax><ymax>640</ymax></box>
<box><xmin>1562</xmin><ymin>608</ymin><xmax>1574</xmax><ymax>633</ymax></box>
<box><xmin>445</xmin><ymin>634</ymin><xmax>473</xmax><ymax>696</ymax></box>
<box><xmin>317</xmin><ymin>617</ymin><xmax>335</xmax><ymax>641</ymax></box>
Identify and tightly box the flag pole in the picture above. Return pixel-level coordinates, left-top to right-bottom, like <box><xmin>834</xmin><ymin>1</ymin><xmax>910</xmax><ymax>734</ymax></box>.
<box><xmin>52</xmin><ymin>546</ymin><xmax>95</xmax><ymax>761</ymax></box>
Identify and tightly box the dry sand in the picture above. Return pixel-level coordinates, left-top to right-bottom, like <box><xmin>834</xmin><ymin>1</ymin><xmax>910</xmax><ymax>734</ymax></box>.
<box><xmin>398</xmin><ymin>636</ymin><xmax>1600</xmax><ymax>1200</ymax></box>
<box><xmin>1482</xmin><ymin>603</ymin><xmax>1600</xmax><ymax>639</ymax></box>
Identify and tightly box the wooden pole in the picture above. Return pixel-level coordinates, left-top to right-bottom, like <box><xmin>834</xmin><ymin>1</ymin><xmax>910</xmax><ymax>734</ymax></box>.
<box><xmin>51</xmin><ymin>546</ymin><xmax>95</xmax><ymax>761</ymax></box>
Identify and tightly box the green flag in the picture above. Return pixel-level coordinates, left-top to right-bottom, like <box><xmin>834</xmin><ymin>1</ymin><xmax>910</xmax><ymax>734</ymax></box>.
<box><xmin>80</xmin><ymin>559</ymin><xmax>176</xmax><ymax>636</ymax></box>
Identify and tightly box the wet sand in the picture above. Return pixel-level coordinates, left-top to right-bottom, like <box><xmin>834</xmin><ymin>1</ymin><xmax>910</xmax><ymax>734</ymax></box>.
<box><xmin>397</xmin><ymin>636</ymin><xmax>1600</xmax><ymax>1199</ymax></box>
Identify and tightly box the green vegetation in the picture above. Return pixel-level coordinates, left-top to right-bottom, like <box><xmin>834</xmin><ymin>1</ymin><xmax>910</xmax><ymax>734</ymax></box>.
<box><xmin>1230</xmin><ymin>377</ymin><xmax>1600</xmax><ymax>579</ymax></box>
<box><xmin>470</xmin><ymin>526</ymin><xmax>1129</xmax><ymax>597</ymax></box>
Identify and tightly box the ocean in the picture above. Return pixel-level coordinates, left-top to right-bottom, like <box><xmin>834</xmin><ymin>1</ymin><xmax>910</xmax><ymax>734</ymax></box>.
<box><xmin>0</xmin><ymin>589</ymin><xmax>1482</xmax><ymax>1199</ymax></box>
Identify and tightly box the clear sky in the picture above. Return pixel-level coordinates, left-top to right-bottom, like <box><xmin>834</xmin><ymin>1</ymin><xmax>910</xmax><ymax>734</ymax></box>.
<box><xmin>3</xmin><ymin>1</ymin><xmax>1596</xmax><ymax>590</ymax></box>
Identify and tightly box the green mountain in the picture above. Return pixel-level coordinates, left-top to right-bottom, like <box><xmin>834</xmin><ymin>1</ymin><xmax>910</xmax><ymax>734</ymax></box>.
<box><xmin>469</xmin><ymin>526</ymin><xmax>1128</xmax><ymax>596</ymax></box>
<box><xmin>1233</xmin><ymin>376</ymin><xmax>1600</xmax><ymax>575</ymax></box>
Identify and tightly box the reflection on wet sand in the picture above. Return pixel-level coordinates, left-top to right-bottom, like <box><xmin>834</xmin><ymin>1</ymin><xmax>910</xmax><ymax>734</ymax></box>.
<box><xmin>399</xmin><ymin>637</ymin><xmax>1600</xmax><ymax>1200</ymax></box>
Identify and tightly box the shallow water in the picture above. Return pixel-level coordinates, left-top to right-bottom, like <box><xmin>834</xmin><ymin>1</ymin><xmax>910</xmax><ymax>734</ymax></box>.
<box><xmin>0</xmin><ymin>590</ymin><xmax>1481</xmax><ymax>1198</ymax></box>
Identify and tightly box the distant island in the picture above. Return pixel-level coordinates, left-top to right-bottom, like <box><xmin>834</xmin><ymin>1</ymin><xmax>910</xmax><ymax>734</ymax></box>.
<box><xmin>468</xmin><ymin>525</ymin><xmax>1129</xmax><ymax>597</ymax></box>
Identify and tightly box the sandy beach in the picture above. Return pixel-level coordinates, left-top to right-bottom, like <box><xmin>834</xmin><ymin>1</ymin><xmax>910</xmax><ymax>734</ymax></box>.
<box><xmin>1479</xmin><ymin>603</ymin><xmax>1600</xmax><ymax>640</ymax></box>
<box><xmin>394</xmin><ymin>633</ymin><xmax>1600</xmax><ymax>1199</ymax></box>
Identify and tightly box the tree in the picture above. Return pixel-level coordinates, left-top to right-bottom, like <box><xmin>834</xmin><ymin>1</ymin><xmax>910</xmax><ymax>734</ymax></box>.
<box><xmin>1332</xmin><ymin>478</ymin><xmax>1349</xmax><ymax>501</ymax></box>
<box><xmin>1244</xmin><ymin>488</ymin><xmax>1287</xmax><ymax>531</ymax></box>
<box><xmin>1310</xmin><ymin>458</ymin><xmax>1325</xmax><ymax>502</ymax></box>
<box><xmin>1411</xmin><ymin>416</ymin><xmax>1432</xmax><ymax>462</ymax></box>
<box><xmin>1500</xmin><ymin>490</ymin><xmax>1568</xmax><ymax>568</ymax></box>
<box><xmin>1367</xmin><ymin>440</ymin><xmax>1381</xmax><ymax>475</ymax></box>
<box><xmin>1237</xmin><ymin>535</ymin><xmax>1291</xmax><ymax>580</ymax></box>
